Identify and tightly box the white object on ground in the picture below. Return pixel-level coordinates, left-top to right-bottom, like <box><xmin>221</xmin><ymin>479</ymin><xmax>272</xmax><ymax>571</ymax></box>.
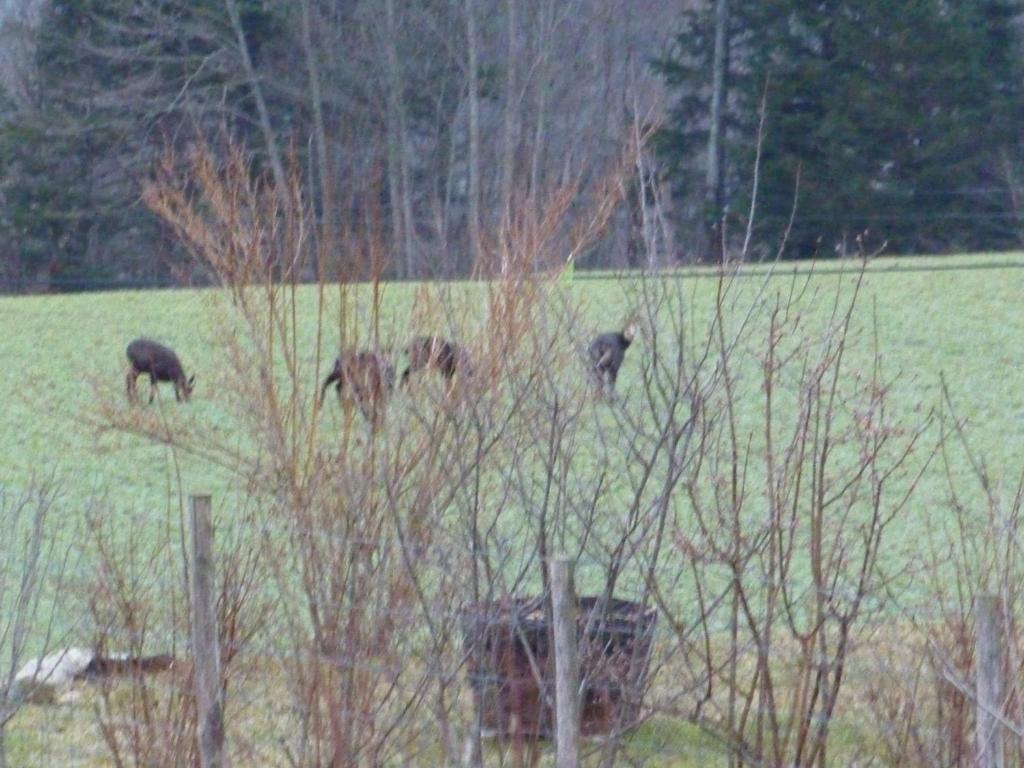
<box><xmin>8</xmin><ymin>647</ymin><xmax>95</xmax><ymax>705</ymax></box>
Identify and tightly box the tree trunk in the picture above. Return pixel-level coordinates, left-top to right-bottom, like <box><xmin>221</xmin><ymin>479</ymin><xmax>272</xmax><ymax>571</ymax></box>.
<box><xmin>385</xmin><ymin>0</ymin><xmax>417</xmax><ymax>278</ymax></box>
<box><xmin>529</xmin><ymin>0</ymin><xmax>554</xmax><ymax>211</ymax></box>
<box><xmin>382</xmin><ymin>0</ymin><xmax>417</xmax><ymax>278</ymax></box>
<box><xmin>299</xmin><ymin>0</ymin><xmax>333</xmax><ymax>271</ymax></box>
<box><xmin>706</xmin><ymin>0</ymin><xmax>730</xmax><ymax>262</ymax></box>
<box><xmin>224</xmin><ymin>0</ymin><xmax>288</xmax><ymax>210</ymax></box>
<box><xmin>465</xmin><ymin>0</ymin><xmax>483</xmax><ymax>269</ymax></box>
<box><xmin>385</xmin><ymin>124</ymin><xmax>406</xmax><ymax>278</ymax></box>
<box><xmin>500</xmin><ymin>0</ymin><xmax>519</xmax><ymax>231</ymax></box>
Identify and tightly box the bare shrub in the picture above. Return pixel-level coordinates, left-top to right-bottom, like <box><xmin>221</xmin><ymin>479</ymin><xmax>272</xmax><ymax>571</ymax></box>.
<box><xmin>92</xmin><ymin>121</ymin><xmax>948</xmax><ymax>768</ymax></box>
<box><xmin>85</xmin><ymin>496</ymin><xmax>268</xmax><ymax>767</ymax></box>
<box><xmin>115</xmin><ymin>131</ymin><xmax>658</xmax><ymax>768</ymax></box>
<box><xmin>643</xmin><ymin>261</ymin><xmax>933</xmax><ymax>766</ymax></box>
<box><xmin>0</xmin><ymin>476</ymin><xmax>75</xmax><ymax>768</ymax></box>
<box><xmin>865</xmin><ymin>386</ymin><xmax>1024</xmax><ymax>767</ymax></box>
<box><xmin>87</xmin><ymin>509</ymin><xmax>194</xmax><ymax>767</ymax></box>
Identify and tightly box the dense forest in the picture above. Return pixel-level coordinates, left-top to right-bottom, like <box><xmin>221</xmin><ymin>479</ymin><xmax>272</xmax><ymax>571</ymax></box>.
<box><xmin>0</xmin><ymin>0</ymin><xmax>1022</xmax><ymax>290</ymax></box>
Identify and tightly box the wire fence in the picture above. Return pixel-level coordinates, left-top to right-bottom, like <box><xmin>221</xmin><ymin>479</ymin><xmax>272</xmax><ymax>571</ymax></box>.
<box><xmin>4</xmin><ymin>250</ymin><xmax>1024</xmax><ymax>296</ymax></box>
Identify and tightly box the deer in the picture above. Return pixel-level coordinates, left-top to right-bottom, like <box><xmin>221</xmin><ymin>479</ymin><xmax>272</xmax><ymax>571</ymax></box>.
<box><xmin>125</xmin><ymin>338</ymin><xmax>195</xmax><ymax>403</ymax></box>
<box><xmin>320</xmin><ymin>350</ymin><xmax>395</xmax><ymax>426</ymax></box>
<box><xmin>588</xmin><ymin>320</ymin><xmax>638</xmax><ymax>399</ymax></box>
<box><xmin>400</xmin><ymin>336</ymin><xmax>471</xmax><ymax>386</ymax></box>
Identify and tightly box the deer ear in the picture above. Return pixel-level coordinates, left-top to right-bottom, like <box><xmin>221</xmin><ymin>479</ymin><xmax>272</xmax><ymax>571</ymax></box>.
<box><xmin>188</xmin><ymin>374</ymin><xmax>196</xmax><ymax>387</ymax></box>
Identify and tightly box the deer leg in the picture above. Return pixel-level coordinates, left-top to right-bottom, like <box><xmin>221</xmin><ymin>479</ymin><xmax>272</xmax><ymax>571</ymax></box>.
<box><xmin>590</xmin><ymin>364</ymin><xmax>607</xmax><ymax>398</ymax></box>
<box><xmin>126</xmin><ymin>368</ymin><xmax>138</xmax><ymax>403</ymax></box>
<box><xmin>340</xmin><ymin>394</ymin><xmax>355</xmax><ymax>425</ymax></box>
<box><xmin>360</xmin><ymin>377</ymin><xmax>385</xmax><ymax>429</ymax></box>
<box><xmin>356</xmin><ymin>393</ymin><xmax>372</xmax><ymax>424</ymax></box>
<box><xmin>370</xmin><ymin>398</ymin><xmax>386</xmax><ymax>431</ymax></box>
<box><xmin>148</xmin><ymin>374</ymin><xmax>157</xmax><ymax>404</ymax></box>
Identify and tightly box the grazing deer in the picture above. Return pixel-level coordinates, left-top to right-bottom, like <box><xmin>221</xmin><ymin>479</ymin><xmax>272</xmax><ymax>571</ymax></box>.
<box><xmin>588</xmin><ymin>321</ymin><xmax>637</xmax><ymax>399</ymax></box>
<box><xmin>321</xmin><ymin>350</ymin><xmax>395</xmax><ymax>425</ymax></box>
<box><xmin>400</xmin><ymin>336</ymin><xmax>471</xmax><ymax>386</ymax></box>
<box><xmin>125</xmin><ymin>338</ymin><xmax>195</xmax><ymax>403</ymax></box>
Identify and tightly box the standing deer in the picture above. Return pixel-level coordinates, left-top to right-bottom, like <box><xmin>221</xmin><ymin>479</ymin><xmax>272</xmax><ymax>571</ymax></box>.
<box><xmin>321</xmin><ymin>350</ymin><xmax>395</xmax><ymax>426</ymax></box>
<box><xmin>588</xmin><ymin>321</ymin><xmax>637</xmax><ymax>399</ymax></box>
<box><xmin>400</xmin><ymin>336</ymin><xmax>471</xmax><ymax>386</ymax></box>
<box><xmin>125</xmin><ymin>338</ymin><xmax>195</xmax><ymax>403</ymax></box>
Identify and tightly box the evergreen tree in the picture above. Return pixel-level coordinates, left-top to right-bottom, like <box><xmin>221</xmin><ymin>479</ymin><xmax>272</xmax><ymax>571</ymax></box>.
<box><xmin>655</xmin><ymin>0</ymin><xmax>1024</xmax><ymax>258</ymax></box>
<box><xmin>0</xmin><ymin>0</ymin><xmax>289</xmax><ymax>288</ymax></box>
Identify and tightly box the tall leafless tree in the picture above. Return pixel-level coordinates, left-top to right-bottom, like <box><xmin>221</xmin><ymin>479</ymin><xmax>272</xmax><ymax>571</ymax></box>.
<box><xmin>706</xmin><ymin>0</ymin><xmax>730</xmax><ymax>261</ymax></box>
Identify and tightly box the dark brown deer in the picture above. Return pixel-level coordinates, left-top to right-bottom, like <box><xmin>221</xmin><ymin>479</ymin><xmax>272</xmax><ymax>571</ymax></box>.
<box><xmin>321</xmin><ymin>350</ymin><xmax>395</xmax><ymax>425</ymax></box>
<box><xmin>125</xmin><ymin>338</ymin><xmax>195</xmax><ymax>403</ymax></box>
<box><xmin>588</xmin><ymin>321</ymin><xmax>637</xmax><ymax>399</ymax></box>
<box><xmin>400</xmin><ymin>336</ymin><xmax>471</xmax><ymax>386</ymax></box>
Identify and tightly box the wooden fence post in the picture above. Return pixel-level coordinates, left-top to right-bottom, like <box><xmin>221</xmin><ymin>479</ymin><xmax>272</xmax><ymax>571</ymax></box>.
<box><xmin>190</xmin><ymin>494</ymin><xmax>225</xmax><ymax>768</ymax></box>
<box><xmin>549</xmin><ymin>556</ymin><xmax>580</xmax><ymax>768</ymax></box>
<box><xmin>975</xmin><ymin>593</ymin><xmax>1005</xmax><ymax>768</ymax></box>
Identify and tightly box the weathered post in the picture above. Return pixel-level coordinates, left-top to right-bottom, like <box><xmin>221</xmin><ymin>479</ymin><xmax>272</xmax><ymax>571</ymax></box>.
<box><xmin>549</xmin><ymin>556</ymin><xmax>580</xmax><ymax>768</ymax></box>
<box><xmin>190</xmin><ymin>494</ymin><xmax>225</xmax><ymax>768</ymax></box>
<box><xmin>975</xmin><ymin>593</ymin><xmax>1005</xmax><ymax>768</ymax></box>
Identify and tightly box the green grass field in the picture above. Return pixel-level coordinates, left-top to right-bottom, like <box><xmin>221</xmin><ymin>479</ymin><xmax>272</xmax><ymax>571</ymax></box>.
<box><xmin>2</xmin><ymin>252</ymin><xmax>1022</xmax><ymax>624</ymax></box>
<box><xmin>2</xmin><ymin>253</ymin><xmax>1021</xmax><ymax>520</ymax></box>
<box><xmin>1</xmin><ymin>253</ymin><xmax>1023</xmax><ymax>764</ymax></box>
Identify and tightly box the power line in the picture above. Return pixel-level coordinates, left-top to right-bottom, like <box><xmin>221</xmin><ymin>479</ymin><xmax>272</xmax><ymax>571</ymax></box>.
<box><xmin>574</xmin><ymin>256</ymin><xmax>1024</xmax><ymax>280</ymax></box>
<box><xmin>3</xmin><ymin>252</ymin><xmax>1024</xmax><ymax>295</ymax></box>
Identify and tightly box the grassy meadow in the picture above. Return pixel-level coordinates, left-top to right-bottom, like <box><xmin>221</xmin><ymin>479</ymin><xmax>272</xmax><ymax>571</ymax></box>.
<box><xmin>1</xmin><ymin>252</ymin><xmax>1023</xmax><ymax>765</ymax></box>
<box><xmin>1</xmin><ymin>253</ymin><xmax>1021</xmax><ymax>530</ymax></box>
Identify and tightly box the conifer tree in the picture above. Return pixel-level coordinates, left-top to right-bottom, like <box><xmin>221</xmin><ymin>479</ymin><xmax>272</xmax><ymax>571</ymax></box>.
<box><xmin>655</xmin><ymin>0</ymin><xmax>1024</xmax><ymax>258</ymax></box>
